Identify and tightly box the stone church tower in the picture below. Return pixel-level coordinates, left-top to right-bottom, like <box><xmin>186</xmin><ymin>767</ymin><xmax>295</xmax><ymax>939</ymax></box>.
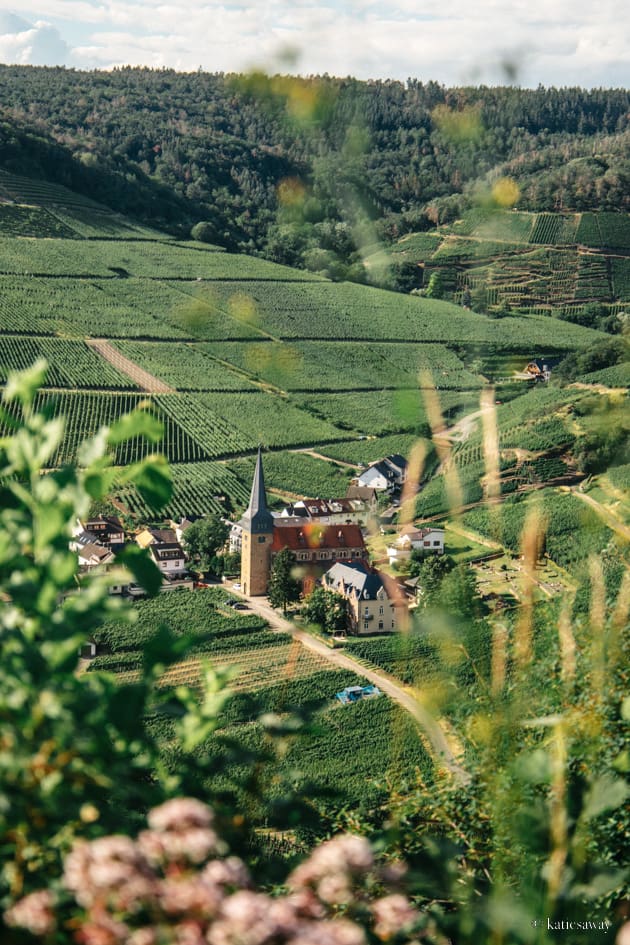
<box><xmin>238</xmin><ymin>447</ymin><xmax>274</xmax><ymax>596</ymax></box>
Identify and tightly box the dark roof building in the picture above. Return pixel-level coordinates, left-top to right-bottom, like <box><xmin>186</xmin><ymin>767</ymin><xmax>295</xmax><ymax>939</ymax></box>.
<box><xmin>322</xmin><ymin>560</ymin><xmax>384</xmax><ymax>599</ymax></box>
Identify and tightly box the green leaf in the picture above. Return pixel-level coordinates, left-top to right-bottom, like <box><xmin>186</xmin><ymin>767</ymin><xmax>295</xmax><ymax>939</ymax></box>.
<box><xmin>115</xmin><ymin>543</ymin><xmax>163</xmax><ymax>597</ymax></box>
<box><xmin>3</xmin><ymin>359</ymin><xmax>48</xmax><ymax>409</ymax></box>
<box><xmin>127</xmin><ymin>455</ymin><xmax>172</xmax><ymax>510</ymax></box>
<box><xmin>107</xmin><ymin>409</ymin><xmax>164</xmax><ymax>446</ymax></box>
<box><xmin>582</xmin><ymin>774</ymin><xmax>630</xmax><ymax>821</ymax></box>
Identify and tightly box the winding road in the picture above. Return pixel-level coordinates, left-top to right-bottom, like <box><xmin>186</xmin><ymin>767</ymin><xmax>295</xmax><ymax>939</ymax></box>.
<box><xmin>226</xmin><ymin>587</ymin><xmax>470</xmax><ymax>785</ymax></box>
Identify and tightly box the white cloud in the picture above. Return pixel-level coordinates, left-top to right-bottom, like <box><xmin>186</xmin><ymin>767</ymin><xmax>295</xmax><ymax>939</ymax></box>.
<box><xmin>0</xmin><ymin>0</ymin><xmax>628</xmax><ymax>86</ymax></box>
<box><xmin>0</xmin><ymin>17</ymin><xmax>71</xmax><ymax>65</ymax></box>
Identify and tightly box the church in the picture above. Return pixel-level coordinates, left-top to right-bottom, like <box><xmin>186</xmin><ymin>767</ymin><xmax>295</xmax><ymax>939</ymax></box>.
<box><xmin>238</xmin><ymin>449</ymin><xmax>368</xmax><ymax>596</ymax></box>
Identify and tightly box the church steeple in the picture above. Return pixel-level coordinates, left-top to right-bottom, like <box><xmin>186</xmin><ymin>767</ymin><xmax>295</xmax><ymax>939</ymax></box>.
<box><xmin>239</xmin><ymin>447</ymin><xmax>274</xmax><ymax>534</ymax></box>
<box><xmin>238</xmin><ymin>448</ymin><xmax>275</xmax><ymax>597</ymax></box>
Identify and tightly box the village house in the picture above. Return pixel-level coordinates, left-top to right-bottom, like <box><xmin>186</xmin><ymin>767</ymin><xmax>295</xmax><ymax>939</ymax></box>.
<box><xmin>346</xmin><ymin>484</ymin><xmax>379</xmax><ymax>512</ymax></box>
<box><xmin>148</xmin><ymin>541</ymin><xmax>187</xmax><ymax>576</ymax></box>
<box><xmin>352</xmin><ymin>455</ymin><xmax>408</xmax><ymax>493</ymax></box>
<box><xmin>279</xmin><ymin>497</ymin><xmax>368</xmax><ymax>526</ymax></box>
<box><xmin>321</xmin><ymin>560</ymin><xmax>403</xmax><ymax>634</ymax></box>
<box><xmin>386</xmin><ymin>525</ymin><xmax>445</xmax><ymax>566</ymax></box>
<box><xmin>135</xmin><ymin>526</ymin><xmax>178</xmax><ymax>549</ymax></box>
<box><xmin>84</xmin><ymin>515</ymin><xmax>125</xmax><ymax>547</ymax></box>
<box><xmin>228</xmin><ymin>521</ymin><xmax>243</xmax><ymax>554</ymax></box>
<box><xmin>170</xmin><ymin>515</ymin><xmax>204</xmax><ymax>545</ymax></box>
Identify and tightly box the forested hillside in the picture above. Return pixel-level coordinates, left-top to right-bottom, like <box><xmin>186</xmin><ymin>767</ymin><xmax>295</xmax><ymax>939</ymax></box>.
<box><xmin>0</xmin><ymin>66</ymin><xmax>629</xmax><ymax>275</ymax></box>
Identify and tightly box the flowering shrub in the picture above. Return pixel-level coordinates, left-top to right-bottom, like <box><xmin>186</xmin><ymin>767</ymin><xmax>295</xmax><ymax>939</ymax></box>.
<box><xmin>5</xmin><ymin>798</ymin><xmax>429</xmax><ymax>945</ymax></box>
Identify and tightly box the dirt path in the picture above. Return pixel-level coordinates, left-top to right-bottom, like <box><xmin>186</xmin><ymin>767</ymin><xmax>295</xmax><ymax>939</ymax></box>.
<box><xmin>570</xmin><ymin>488</ymin><xmax>630</xmax><ymax>541</ymax></box>
<box><xmin>446</xmin><ymin>521</ymin><xmax>502</xmax><ymax>551</ymax></box>
<box><xmin>569</xmin><ymin>381</ymin><xmax>627</xmax><ymax>396</ymax></box>
<box><xmin>437</xmin><ymin>404</ymin><xmax>490</xmax><ymax>444</ymax></box>
<box><xmin>290</xmin><ymin>447</ymin><xmax>360</xmax><ymax>470</ymax></box>
<box><xmin>86</xmin><ymin>339</ymin><xmax>174</xmax><ymax>393</ymax></box>
<box><xmin>228</xmin><ymin>589</ymin><xmax>470</xmax><ymax>785</ymax></box>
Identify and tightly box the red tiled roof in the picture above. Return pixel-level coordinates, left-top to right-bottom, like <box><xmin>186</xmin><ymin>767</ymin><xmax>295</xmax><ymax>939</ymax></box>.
<box><xmin>271</xmin><ymin>523</ymin><xmax>365</xmax><ymax>552</ymax></box>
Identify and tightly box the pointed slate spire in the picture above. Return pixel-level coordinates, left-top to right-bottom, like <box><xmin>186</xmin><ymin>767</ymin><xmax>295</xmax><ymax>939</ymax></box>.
<box><xmin>239</xmin><ymin>447</ymin><xmax>274</xmax><ymax>534</ymax></box>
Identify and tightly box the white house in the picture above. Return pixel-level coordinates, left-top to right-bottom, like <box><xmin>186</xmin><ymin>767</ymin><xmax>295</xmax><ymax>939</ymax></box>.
<box><xmin>228</xmin><ymin>521</ymin><xmax>243</xmax><ymax>553</ymax></box>
<box><xmin>280</xmin><ymin>498</ymin><xmax>368</xmax><ymax>526</ymax></box>
<box><xmin>386</xmin><ymin>526</ymin><xmax>445</xmax><ymax>566</ymax></box>
<box><xmin>354</xmin><ymin>455</ymin><xmax>408</xmax><ymax>493</ymax></box>
<box><xmin>75</xmin><ymin>542</ymin><xmax>125</xmax><ymax>595</ymax></box>
<box><xmin>148</xmin><ymin>541</ymin><xmax>187</xmax><ymax>575</ymax></box>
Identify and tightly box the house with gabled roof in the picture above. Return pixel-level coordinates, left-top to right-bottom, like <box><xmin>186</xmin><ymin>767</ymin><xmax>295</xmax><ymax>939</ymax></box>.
<box><xmin>386</xmin><ymin>525</ymin><xmax>445</xmax><ymax>566</ymax></box>
<box><xmin>353</xmin><ymin>455</ymin><xmax>408</xmax><ymax>493</ymax></box>
<box><xmin>321</xmin><ymin>560</ymin><xmax>403</xmax><ymax>634</ymax></box>
<box><xmin>280</xmin><ymin>497</ymin><xmax>368</xmax><ymax>526</ymax></box>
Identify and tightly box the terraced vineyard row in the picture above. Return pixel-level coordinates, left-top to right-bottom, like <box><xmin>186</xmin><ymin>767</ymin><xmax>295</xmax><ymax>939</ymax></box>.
<box><xmin>0</xmin><ymin>391</ymin><xmax>214</xmax><ymax>467</ymax></box>
<box><xmin>575</xmin><ymin>254</ymin><xmax>611</xmax><ymax>300</ymax></box>
<box><xmin>188</xmin><ymin>391</ymin><xmax>349</xmax><ymax>450</ymax></box>
<box><xmin>0</xmin><ymin>336</ymin><xmax>134</xmax><ymax>389</ymax></box>
<box><xmin>0</xmin><ymin>168</ymin><xmax>103</xmax><ymax>209</ymax></box>
<box><xmin>0</xmin><ymin>276</ymin><xmax>191</xmax><ymax>339</ymax></box>
<box><xmin>114</xmin><ymin>341</ymin><xmax>258</xmax><ymax>391</ymax></box>
<box><xmin>116</xmin><ymin>643</ymin><xmax>336</xmax><ymax>693</ymax></box>
<box><xmin>297</xmin><ymin>388</ymin><xmax>477</xmax><ymax>437</ymax></box>
<box><xmin>0</xmin><ymin>203</ymin><xmax>77</xmax><ymax>238</ymax></box>
<box><xmin>226</xmin><ymin>451</ymin><xmax>354</xmax><ymax>502</ymax></box>
<box><xmin>0</xmin><ymin>237</ymin><xmax>322</xmax><ymax>280</ymax></box>
<box><xmin>116</xmin><ymin>460</ymin><xmax>251</xmax><ymax>518</ymax></box>
<box><xmin>156</xmin><ymin>393</ymin><xmax>254</xmax><ymax>457</ymax></box>
<box><xmin>211</xmin><ymin>340</ymin><xmax>483</xmax><ymax>392</ymax></box>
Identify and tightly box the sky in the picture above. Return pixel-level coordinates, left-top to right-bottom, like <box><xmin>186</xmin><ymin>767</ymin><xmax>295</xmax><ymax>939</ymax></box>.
<box><xmin>0</xmin><ymin>0</ymin><xmax>627</xmax><ymax>87</ymax></box>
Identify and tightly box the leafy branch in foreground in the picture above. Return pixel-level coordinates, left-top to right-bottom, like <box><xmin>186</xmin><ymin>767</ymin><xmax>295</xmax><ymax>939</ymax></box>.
<box><xmin>0</xmin><ymin>360</ymin><xmax>201</xmax><ymax>911</ymax></box>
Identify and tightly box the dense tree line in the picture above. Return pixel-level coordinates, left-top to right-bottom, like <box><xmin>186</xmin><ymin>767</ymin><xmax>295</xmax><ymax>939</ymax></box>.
<box><xmin>0</xmin><ymin>66</ymin><xmax>628</xmax><ymax>270</ymax></box>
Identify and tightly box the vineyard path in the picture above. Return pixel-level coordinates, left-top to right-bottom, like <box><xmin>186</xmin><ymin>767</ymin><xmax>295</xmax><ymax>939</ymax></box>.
<box><xmin>227</xmin><ymin>589</ymin><xmax>470</xmax><ymax>786</ymax></box>
<box><xmin>569</xmin><ymin>488</ymin><xmax>630</xmax><ymax>541</ymax></box>
<box><xmin>87</xmin><ymin>338</ymin><xmax>175</xmax><ymax>393</ymax></box>
<box><xmin>290</xmin><ymin>447</ymin><xmax>360</xmax><ymax>469</ymax></box>
<box><xmin>436</xmin><ymin>403</ymin><xmax>489</xmax><ymax>445</ymax></box>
